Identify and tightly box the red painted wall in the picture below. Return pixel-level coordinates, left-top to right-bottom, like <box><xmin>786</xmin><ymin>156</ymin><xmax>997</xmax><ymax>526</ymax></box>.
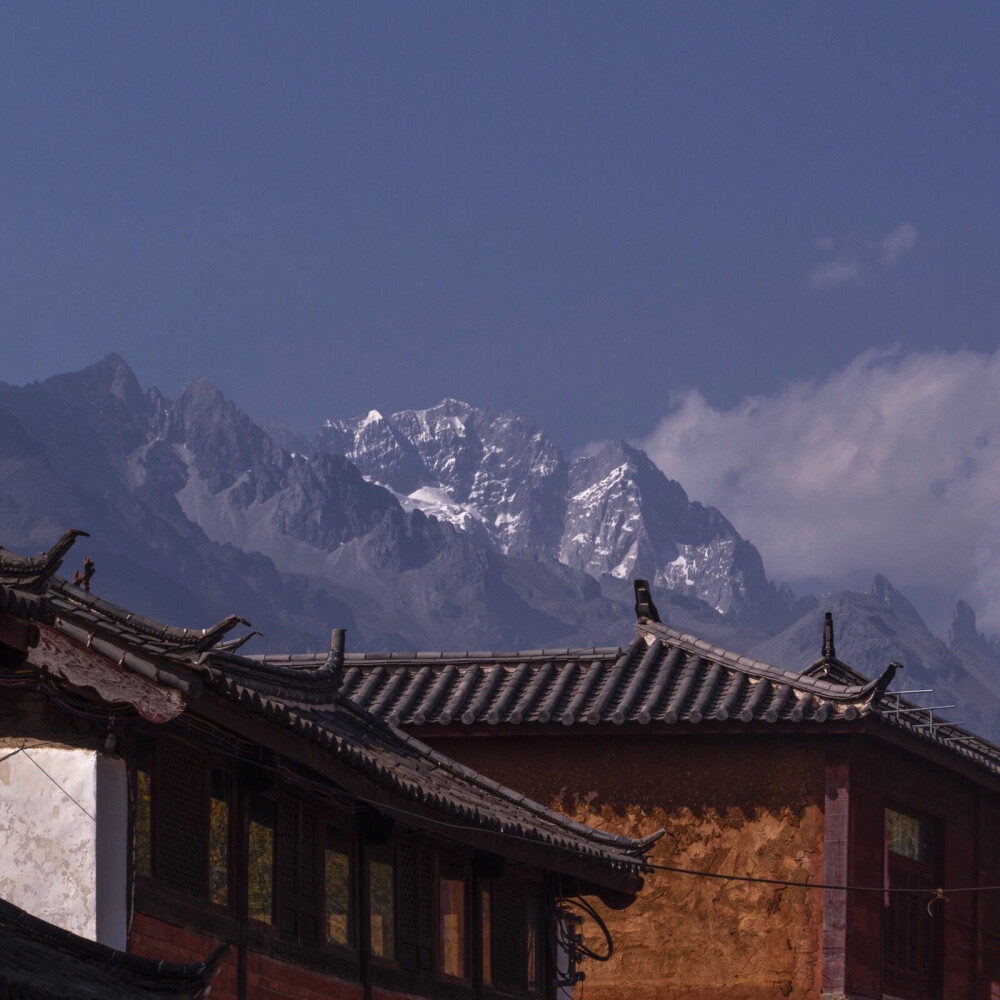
<box><xmin>130</xmin><ymin>911</ymin><xmax>419</xmax><ymax>1000</ymax></box>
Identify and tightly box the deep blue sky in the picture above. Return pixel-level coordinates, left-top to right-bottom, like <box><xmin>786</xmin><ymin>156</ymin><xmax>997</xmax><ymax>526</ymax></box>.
<box><xmin>2</xmin><ymin>2</ymin><xmax>998</xmax><ymax>447</ymax></box>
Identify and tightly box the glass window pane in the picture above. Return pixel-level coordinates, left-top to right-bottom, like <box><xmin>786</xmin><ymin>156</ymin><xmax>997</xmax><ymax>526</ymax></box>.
<box><xmin>369</xmin><ymin>843</ymin><xmax>395</xmax><ymax>960</ymax></box>
<box><xmin>209</xmin><ymin>769</ymin><xmax>230</xmax><ymax>906</ymax></box>
<box><xmin>135</xmin><ymin>768</ymin><xmax>152</xmax><ymax>878</ymax></box>
<box><xmin>248</xmin><ymin>795</ymin><xmax>275</xmax><ymax>923</ymax></box>
<box><xmin>325</xmin><ymin>824</ymin><xmax>352</xmax><ymax>947</ymax></box>
<box><xmin>886</xmin><ymin>808</ymin><xmax>932</xmax><ymax>862</ymax></box>
<box><xmin>480</xmin><ymin>883</ymin><xmax>492</xmax><ymax>985</ymax></box>
<box><xmin>439</xmin><ymin>860</ymin><xmax>467</xmax><ymax>979</ymax></box>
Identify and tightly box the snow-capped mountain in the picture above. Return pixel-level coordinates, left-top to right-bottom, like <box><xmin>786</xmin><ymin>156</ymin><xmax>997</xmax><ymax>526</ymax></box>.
<box><xmin>319</xmin><ymin>399</ymin><xmax>567</xmax><ymax>556</ymax></box>
<box><xmin>320</xmin><ymin>402</ymin><xmax>807</xmax><ymax>629</ymax></box>
<box><xmin>1</xmin><ymin>353</ymin><xmax>997</xmax><ymax>745</ymax></box>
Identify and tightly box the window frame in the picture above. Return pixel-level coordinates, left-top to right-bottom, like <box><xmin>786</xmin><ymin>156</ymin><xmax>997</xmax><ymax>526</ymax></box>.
<box><xmin>134</xmin><ymin>736</ymin><xmax>237</xmax><ymax>916</ymax></box>
<box><xmin>477</xmin><ymin>864</ymin><xmax>545</xmax><ymax>1000</ymax></box>
<box><xmin>322</xmin><ymin>812</ymin><xmax>358</xmax><ymax>954</ymax></box>
<box><xmin>366</xmin><ymin>834</ymin><xmax>399</xmax><ymax>968</ymax></box>
<box><xmin>246</xmin><ymin>785</ymin><xmax>360</xmax><ymax>956</ymax></box>
<box><xmin>437</xmin><ymin>850</ymin><xmax>472</xmax><ymax>984</ymax></box>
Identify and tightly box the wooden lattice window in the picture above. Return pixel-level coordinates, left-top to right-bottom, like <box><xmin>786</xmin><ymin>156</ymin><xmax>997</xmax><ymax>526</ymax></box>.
<box><xmin>276</xmin><ymin>797</ymin><xmax>321</xmax><ymax>944</ymax></box>
<box><xmin>248</xmin><ymin>794</ymin><xmax>275</xmax><ymax>923</ymax></box>
<box><xmin>490</xmin><ymin>872</ymin><xmax>544</xmax><ymax>996</ymax></box>
<box><xmin>368</xmin><ymin>839</ymin><xmax>396</xmax><ymax>960</ymax></box>
<box><xmin>133</xmin><ymin>738</ymin><xmax>152</xmax><ymax>879</ymax></box>
<box><xmin>439</xmin><ymin>857</ymin><xmax>468</xmax><ymax>980</ymax></box>
<box><xmin>208</xmin><ymin>769</ymin><xmax>230</xmax><ymax>906</ymax></box>
<box><xmin>480</xmin><ymin>881</ymin><xmax>493</xmax><ymax>986</ymax></box>
<box><xmin>325</xmin><ymin>823</ymin><xmax>353</xmax><ymax>948</ymax></box>
<box><xmin>139</xmin><ymin>738</ymin><xmax>235</xmax><ymax>908</ymax></box>
<box><xmin>156</xmin><ymin>741</ymin><xmax>207</xmax><ymax>899</ymax></box>
<box><xmin>493</xmin><ymin>876</ymin><xmax>527</xmax><ymax>994</ymax></box>
<box><xmin>398</xmin><ymin>841</ymin><xmax>435</xmax><ymax>972</ymax></box>
<box><xmin>883</xmin><ymin>807</ymin><xmax>938</xmax><ymax>999</ymax></box>
<box><xmin>524</xmin><ymin>879</ymin><xmax>542</xmax><ymax>992</ymax></box>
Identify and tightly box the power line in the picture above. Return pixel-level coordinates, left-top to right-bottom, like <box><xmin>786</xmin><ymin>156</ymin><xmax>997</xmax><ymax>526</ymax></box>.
<box><xmin>21</xmin><ymin>749</ymin><xmax>96</xmax><ymax>823</ymax></box>
<box><xmin>644</xmin><ymin>861</ymin><xmax>1000</xmax><ymax>896</ymax></box>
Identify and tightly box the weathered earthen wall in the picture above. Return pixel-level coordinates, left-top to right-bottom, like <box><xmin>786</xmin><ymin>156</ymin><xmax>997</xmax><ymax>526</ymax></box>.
<box><xmin>424</xmin><ymin>731</ymin><xmax>826</xmax><ymax>1000</ymax></box>
<box><xmin>0</xmin><ymin>745</ymin><xmax>128</xmax><ymax>948</ymax></box>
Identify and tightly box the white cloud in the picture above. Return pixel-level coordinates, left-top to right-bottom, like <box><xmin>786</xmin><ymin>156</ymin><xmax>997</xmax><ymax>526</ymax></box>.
<box><xmin>880</xmin><ymin>222</ymin><xmax>918</xmax><ymax>266</ymax></box>
<box><xmin>810</xmin><ymin>260</ymin><xmax>859</xmax><ymax>289</ymax></box>
<box><xmin>809</xmin><ymin>222</ymin><xmax>918</xmax><ymax>288</ymax></box>
<box><xmin>637</xmin><ymin>349</ymin><xmax>1000</xmax><ymax>633</ymax></box>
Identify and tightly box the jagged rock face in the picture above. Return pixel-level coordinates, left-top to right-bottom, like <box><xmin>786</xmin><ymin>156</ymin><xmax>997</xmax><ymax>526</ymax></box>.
<box><xmin>0</xmin><ymin>358</ymin><xmax>659</xmax><ymax>651</ymax></box>
<box><xmin>560</xmin><ymin>440</ymin><xmax>767</xmax><ymax>619</ymax></box>
<box><xmin>949</xmin><ymin>598</ymin><xmax>1000</xmax><ymax>661</ymax></box>
<box><xmin>751</xmin><ymin>577</ymin><xmax>1000</xmax><ymax>743</ymax></box>
<box><xmin>318</xmin><ymin>405</ymin><xmax>796</xmax><ymax>627</ymax></box>
<box><xmin>321</xmin><ymin>400</ymin><xmax>569</xmax><ymax>556</ymax></box>
<box><xmin>0</xmin><ymin>354</ymin><xmax>151</xmax><ymax>495</ymax></box>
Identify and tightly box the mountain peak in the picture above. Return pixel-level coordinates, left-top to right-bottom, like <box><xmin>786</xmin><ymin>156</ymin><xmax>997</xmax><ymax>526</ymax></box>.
<box><xmin>949</xmin><ymin>598</ymin><xmax>994</xmax><ymax>657</ymax></box>
<box><xmin>867</xmin><ymin>574</ymin><xmax>927</xmax><ymax>629</ymax></box>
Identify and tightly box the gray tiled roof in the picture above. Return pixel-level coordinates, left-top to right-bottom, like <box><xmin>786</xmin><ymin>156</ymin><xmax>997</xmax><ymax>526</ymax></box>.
<box><xmin>0</xmin><ymin>535</ymin><xmax>658</xmax><ymax>885</ymax></box>
<box><xmin>323</xmin><ymin>619</ymin><xmax>1000</xmax><ymax>782</ymax></box>
<box><xmin>333</xmin><ymin>628</ymin><xmax>893</xmax><ymax>727</ymax></box>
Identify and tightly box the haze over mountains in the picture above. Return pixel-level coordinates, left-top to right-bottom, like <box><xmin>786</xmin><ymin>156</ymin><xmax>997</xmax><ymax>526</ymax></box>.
<box><xmin>1</xmin><ymin>355</ymin><xmax>998</xmax><ymax>739</ymax></box>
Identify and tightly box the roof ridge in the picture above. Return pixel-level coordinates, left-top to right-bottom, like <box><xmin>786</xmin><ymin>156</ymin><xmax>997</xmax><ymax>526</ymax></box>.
<box><xmin>51</xmin><ymin>579</ymin><xmax>249</xmax><ymax>651</ymax></box>
<box><xmin>341</xmin><ymin>646</ymin><xmax>625</xmax><ymax>662</ymax></box>
<box><xmin>636</xmin><ymin>619</ymin><xmax>892</xmax><ymax>703</ymax></box>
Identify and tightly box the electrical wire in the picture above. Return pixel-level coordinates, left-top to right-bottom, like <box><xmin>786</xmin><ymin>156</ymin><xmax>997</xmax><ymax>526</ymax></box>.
<box><xmin>644</xmin><ymin>861</ymin><xmax>1000</xmax><ymax>897</ymax></box>
<box><xmin>21</xmin><ymin>749</ymin><xmax>96</xmax><ymax>822</ymax></box>
<box><xmin>22</xmin><ymin>662</ymin><xmax>1000</xmax><ymax>904</ymax></box>
<box><xmin>0</xmin><ymin>746</ymin><xmax>24</xmax><ymax>765</ymax></box>
<box><xmin>560</xmin><ymin>896</ymin><xmax>613</xmax><ymax>962</ymax></box>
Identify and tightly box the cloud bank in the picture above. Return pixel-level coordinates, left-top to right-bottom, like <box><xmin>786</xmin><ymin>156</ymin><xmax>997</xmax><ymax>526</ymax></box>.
<box><xmin>637</xmin><ymin>349</ymin><xmax>1000</xmax><ymax>633</ymax></box>
<box><xmin>810</xmin><ymin>222</ymin><xmax>918</xmax><ymax>289</ymax></box>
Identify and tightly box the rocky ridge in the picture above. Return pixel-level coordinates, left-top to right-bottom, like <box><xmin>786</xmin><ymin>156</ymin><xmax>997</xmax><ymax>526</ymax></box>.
<box><xmin>0</xmin><ymin>355</ymin><xmax>997</xmax><ymax>739</ymax></box>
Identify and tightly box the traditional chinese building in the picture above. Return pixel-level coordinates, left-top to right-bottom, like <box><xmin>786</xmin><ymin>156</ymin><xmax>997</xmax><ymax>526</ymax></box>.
<box><xmin>340</xmin><ymin>582</ymin><xmax>1000</xmax><ymax>1000</ymax></box>
<box><xmin>0</xmin><ymin>531</ymin><xmax>658</xmax><ymax>1000</ymax></box>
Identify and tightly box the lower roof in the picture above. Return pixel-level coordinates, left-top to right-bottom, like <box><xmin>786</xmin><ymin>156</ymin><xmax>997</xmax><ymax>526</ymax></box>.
<box><xmin>0</xmin><ymin>896</ymin><xmax>226</xmax><ymax>1000</ymax></box>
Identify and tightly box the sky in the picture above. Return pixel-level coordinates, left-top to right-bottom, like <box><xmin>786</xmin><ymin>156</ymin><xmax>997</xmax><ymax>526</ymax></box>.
<box><xmin>2</xmin><ymin>3</ymin><xmax>999</xmax><ymax>630</ymax></box>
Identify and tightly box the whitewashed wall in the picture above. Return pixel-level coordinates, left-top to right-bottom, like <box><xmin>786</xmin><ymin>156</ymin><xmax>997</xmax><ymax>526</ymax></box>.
<box><xmin>0</xmin><ymin>746</ymin><xmax>127</xmax><ymax>948</ymax></box>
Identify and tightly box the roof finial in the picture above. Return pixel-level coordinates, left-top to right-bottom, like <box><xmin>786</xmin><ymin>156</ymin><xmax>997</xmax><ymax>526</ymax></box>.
<box><xmin>325</xmin><ymin>628</ymin><xmax>346</xmax><ymax>696</ymax></box>
<box><xmin>72</xmin><ymin>557</ymin><xmax>95</xmax><ymax>592</ymax></box>
<box><xmin>822</xmin><ymin>612</ymin><xmax>835</xmax><ymax>662</ymax></box>
<box><xmin>634</xmin><ymin>580</ymin><xmax>660</xmax><ymax>623</ymax></box>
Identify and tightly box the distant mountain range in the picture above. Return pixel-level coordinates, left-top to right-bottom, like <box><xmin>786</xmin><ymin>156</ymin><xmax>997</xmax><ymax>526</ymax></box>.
<box><xmin>2</xmin><ymin>355</ymin><xmax>997</xmax><ymax>740</ymax></box>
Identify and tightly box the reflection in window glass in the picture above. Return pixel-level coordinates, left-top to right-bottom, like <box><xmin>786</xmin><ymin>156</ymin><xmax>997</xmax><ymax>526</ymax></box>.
<box><xmin>369</xmin><ymin>843</ymin><xmax>395</xmax><ymax>960</ymax></box>
<box><xmin>886</xmin><ymin>808</ymin><xmax>932</xmax><ymax>862</ymax></box>
<box><xmin>325</xmin><ymin>824</ymin><xmax>352</xmax><ymax>946</ymax></box>
<box><xmin>135</xmin><ymin>768</ymin><xmax>152</xmax><ymax>878</ymax></box>
<box><xmin>525</xmin><ymin>881</ymin><xmax>541</xmax><ymax>990</ymax></box>
<box><xmin>248</xmin><ymin>795</ymin><xmax>275</xmax><ymax>923</ymax></box>
<box><xmin>480</xmin><ymin>883</ymin><xmax>492</xmax><ymax>985</ymax></box>
<box><xmin>439</xmin><ymin>860</ymin><xmax>467</xmax><ymax>979</ymax></box>
<box><xmin>209</xmin><ymin>770</ymin><xmax>229</xmax><ymax>906</ymax></box>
